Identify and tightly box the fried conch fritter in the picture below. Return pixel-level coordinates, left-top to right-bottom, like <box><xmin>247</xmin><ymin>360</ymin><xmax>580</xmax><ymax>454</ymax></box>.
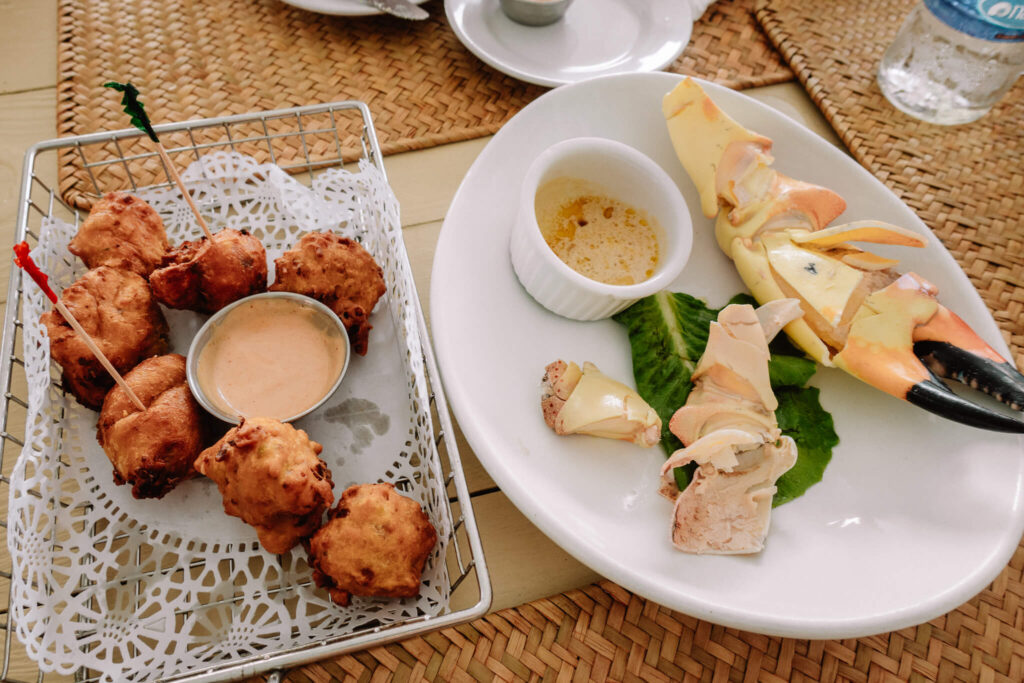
<box><xmin>68</xmin><ymin>192</ymin><xmax>169</xmax><ymax>277</ymax></box>
<box><xmin>307</xmin><ymin>483</ymin><xmax>437</xmax><ymax>606</ymax></box>
<box><xmin>97</xmin><ymin>354</ymin><xmax>205</xmax><ymax>499</ymax></box>
<box><xmin>195</xmin><ymin>417</ymin><xmax>334</xmax><ymax>554</ymax></box>
<box><xmin>270</xmin><ymin>232</ymin><xmax>386</xmax><ymax>356</ymax></box>
<box><xmin>149</xmin><ymin>228</ymin><xmax>268</xmax><ymax>313</ymax></box>
<box><xmin>41</xmin><ymin>266</ymin><xmax>169</xmax><ymax>409</ymax></box>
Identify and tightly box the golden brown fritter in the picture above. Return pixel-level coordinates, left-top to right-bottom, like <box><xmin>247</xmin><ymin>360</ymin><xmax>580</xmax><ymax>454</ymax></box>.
<box><xmin>307</xmin><ymin>483</ymin><xmax>437</xmax><ymax>606</ymax></box>
<box><xmin>97</xmin><ymin>354</ymin><xmax>206</xmax><ymax>499</ymax></box>
<box><xmin>68</xmin><ymin>192</ymin><xmax>169</xmax><ymax>277</ymax></box>
<box><xmin>41</xmin><ymin>266</ymin><xmax>169</xmax><ymax>409</ymax></box>
<box><xmin>149</xmin><ymin>228</ymin><xmax>268</xmax><ymax>313</ymax></box>
<box><xmin>270</xmin><ymin>232</ymin><xmax>386</xmax><ymax>356</ymax></box>
<box><xmin>195</xmin><ymin>417</ymin><xmax>334</xmax><ymax>554</ymax></box>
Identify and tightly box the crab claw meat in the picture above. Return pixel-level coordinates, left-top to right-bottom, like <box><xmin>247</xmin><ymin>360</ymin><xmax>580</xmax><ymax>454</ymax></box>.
<box><xmin>662</xmin><ymin>303</ymin><xmax>802</xmax><ymax>554</ymax></box>
<box><xmin>669</xmin><ymin>403</ymin><xmax>776</xmax><ymax>449</ymax></box>
<box><xmin>668</xmin><ymin>437</ymin><xmax>797</xmax><ymax>555</ymax></box>
<box><xmin>755</xmin><ymin>298</ymin><xmax>804</xmax><ymax>344</ymax></box>
<box><xmin>541</xmin><ymin>360</ymin><xmax>661</xmax><ymax>447</ymax></box>
<box><xmin>663</xmin><ymin>77</ymin><xmax>1024</xmax><ymax>433</ymax></box>
<box><xmin>661</xmin><ymin>428</ymin><xmax>761</xmax><ymax>474</ymax></box>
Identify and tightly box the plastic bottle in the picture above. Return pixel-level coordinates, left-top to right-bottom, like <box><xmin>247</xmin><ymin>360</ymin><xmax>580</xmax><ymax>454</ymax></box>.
<box><xmin>877</xmin><ymin>0</ymin><xmax>1024</xmax><ymax>125</ymax></box>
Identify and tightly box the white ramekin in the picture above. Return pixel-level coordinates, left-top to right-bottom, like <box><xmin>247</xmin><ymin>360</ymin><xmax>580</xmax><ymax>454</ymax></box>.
<box><xmin>509</xmin><ymin>137</ymin><xmax>693</xmax><ymax>321</ymax></box>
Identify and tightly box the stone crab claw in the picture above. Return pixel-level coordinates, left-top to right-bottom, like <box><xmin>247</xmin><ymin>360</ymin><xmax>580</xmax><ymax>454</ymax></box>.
<box><xmin>834</xmin><ymin>273</ymin><xmax>1024</xmax><ymax>432</ymax></box>
<box><xmin>662</xmin><ymin>77</ymin><xmax>1024</xmax><ymax>433</ymax></box>
<box><xmin>541</xmin><ymin>360</ymin><xmax>661</xmax><ymax>447</ymax></box>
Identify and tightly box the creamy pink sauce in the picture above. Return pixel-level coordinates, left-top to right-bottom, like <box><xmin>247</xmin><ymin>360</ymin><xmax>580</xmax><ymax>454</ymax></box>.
<box><xmin>197</xmin><ymin>298</ymin><xmax>347</xmax><ymax>420</ymax></box>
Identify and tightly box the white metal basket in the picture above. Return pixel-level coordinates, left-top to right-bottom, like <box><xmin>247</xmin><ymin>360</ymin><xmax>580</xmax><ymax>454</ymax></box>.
<box><xmin>0</xmin><ymin>100</ymin><xmax>490</xmax><ymax>682</ymax></box>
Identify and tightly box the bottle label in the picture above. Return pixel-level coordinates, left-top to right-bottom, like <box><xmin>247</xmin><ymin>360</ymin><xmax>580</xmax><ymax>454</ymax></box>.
<box><xmin>977</xmin><ymin>0</ymin><xmax>1024</xmax><ymax>28</ymax></box>
<box><xmin>925</xmin><ymin>0</ymin><xmax>1024</xmax><ymax>39</ymax></box>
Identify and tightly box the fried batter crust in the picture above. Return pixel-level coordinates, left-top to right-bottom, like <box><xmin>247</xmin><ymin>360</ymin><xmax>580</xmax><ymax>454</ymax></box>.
<box><xmin>68</xmin><ymin>192</ymin><xmax>169</xmax><ymax>277</ymax></box>
<box><xmin>270</xmin><ymin>232</ymin><xmax>386</xmax><ymax>355</ymax></box>
<box><xmin>307</xmin><ymin>483</ymin><xmax>437</xmax><ymax>606</ymax></box>
<box><xmin>41</xmin><ymin>266</ymin><xmax>169</xmax><ymax>409</ymax></box>
<box><xmin>149</xmin><ymin>228</ymin><xmax>268</xmax><ymax>313</ymax></box>
<box><xmin>97</xmin><ymin>354</ymin><xmax>205</xmax><ymax>499</ymax></box>
<box><xmin>195</xmin><ymin>417</ymin><xmax>334</xmax><ymax>554</ymax></box>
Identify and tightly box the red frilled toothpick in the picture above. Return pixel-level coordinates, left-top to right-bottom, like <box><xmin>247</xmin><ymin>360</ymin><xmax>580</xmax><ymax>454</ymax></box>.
<box><xmin>14</xmin><ymin>242</ymin><xmax>147</xmax><ymax>412</ymax></box>
<box><xmin>13</xmin><ymin>241</ymin><xmax>57</xmax><ymax>303</ymax></box>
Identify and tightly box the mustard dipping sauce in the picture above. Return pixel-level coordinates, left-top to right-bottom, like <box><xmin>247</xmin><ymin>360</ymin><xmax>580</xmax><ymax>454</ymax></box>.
<box><xmin>535</xmin><ymin>177</ymin><xmax>661</xmax><ymax>286</ymax></box>
<box><xmin>196</xmin><ymin>297</ymin><xmax>347</xmax><ymax>420</ymax></box>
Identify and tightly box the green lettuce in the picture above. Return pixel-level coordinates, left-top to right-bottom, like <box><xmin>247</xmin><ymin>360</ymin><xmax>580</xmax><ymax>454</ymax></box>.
<box><xmin>773</xmin><ymin>386</ymin><xmax>838</xmax><ymax>506</ymax></box>
<box><xmin>613</xmin><ymin>291</ymin><xmax>837</xmax><ymax>505</ymax></box>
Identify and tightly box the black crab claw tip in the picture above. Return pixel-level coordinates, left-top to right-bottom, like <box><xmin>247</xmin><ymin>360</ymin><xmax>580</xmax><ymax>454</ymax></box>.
<box><xmin>907</xmin><ymin>380</ymin><xmax>1024</xmax><ymax>433</ymax></box>
<box><xmin>907</xmin><ymin>341</ymin><xmax>1024</xmax><ymax>433</ymax></box>
<box><xmin>915</xmin><ymin>341</ymin><xmax>1024</xmax><ymax>411</ymax></box>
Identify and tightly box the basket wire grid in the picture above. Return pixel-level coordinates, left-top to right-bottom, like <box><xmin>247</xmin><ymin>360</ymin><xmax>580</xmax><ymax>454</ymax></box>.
<box><xmin>0</xmin><ymin>101</ymin><xmax>491</xmax><ymax>682</ymax></box>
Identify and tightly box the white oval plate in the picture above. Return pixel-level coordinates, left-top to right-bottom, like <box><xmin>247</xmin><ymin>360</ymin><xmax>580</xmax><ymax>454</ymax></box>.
<box><xmin>280</xmin><ymin>0</ymin><xmax>427</xmax><ymax>17</ymax></box>
<box><xmin>443</xmin><ymin>0</ymin><xmax>693</xmax><ymax>87</ymax></box>
<box><xmin>430</xmin><ymin>72</ymin><xmax>1024</xmax><ymax>639</ymax></box>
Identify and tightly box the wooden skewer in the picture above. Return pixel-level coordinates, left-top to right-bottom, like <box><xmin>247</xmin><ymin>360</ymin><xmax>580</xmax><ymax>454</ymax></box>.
<box><xmin>103</xmin><ymin>82</ymin><xmax>215</xmax><ymax>242</ymax></box>
<box><xmin>13</xmin><ymin>242</ymin><xmax>147</xmax><ymax>413</ymax></box>
<box><xmin>155</xmin><ymin>143</ymin><xmax>215</xmax><ymax>242</ymax></box>
<box><xmin>54</xmin><ymin>301</ymin><xmax>147</xmax><ymax>412</ymax></box>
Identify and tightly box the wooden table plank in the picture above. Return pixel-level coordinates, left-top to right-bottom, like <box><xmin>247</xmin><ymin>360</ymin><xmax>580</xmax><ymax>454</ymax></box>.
<box><xmin>385</xmin><ymin>137</ymin><xmax>491</xmax><ymax>230</ymax></box>
<box><xmin>0</xmin><ymin>0</ymin><xmax>57</xmax><ymax>95</ymax></box>
<box><xmin>0</xmin><ymin>88</ymin><xmax>57</xmax><ymax>307</ymax></box>
<box><xmin>467</xmin><ymin>490</ymin><xmax>602</xmax><ymax>613</ymax></box>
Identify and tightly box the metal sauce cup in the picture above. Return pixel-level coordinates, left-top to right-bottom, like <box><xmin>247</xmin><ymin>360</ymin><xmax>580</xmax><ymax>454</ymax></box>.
<box><xmin>500</xmin><ymin>0</ymin><xmax>574</xmax><ymax>26</ymax></box>
<box><xmin>186</xmin><ymin>291</ymin><xmax>351</xmax><ymax>424</ymax></box>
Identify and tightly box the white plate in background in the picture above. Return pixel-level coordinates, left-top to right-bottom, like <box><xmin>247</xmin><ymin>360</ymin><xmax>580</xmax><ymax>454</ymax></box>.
<box><xmin>430</xmin><ymin>72</ymin><xmax>1024</xmax><ymax>638</ymax></box>
<box><xmin>444</xmin><ymin>0</ymin><xmax>693</xmax><ymax>87</ymax></box>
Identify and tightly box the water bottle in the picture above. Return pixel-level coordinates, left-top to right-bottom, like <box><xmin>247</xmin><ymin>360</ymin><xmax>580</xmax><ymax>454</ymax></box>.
<box><xmin>877</xmin><ymin>0</ymin><xmax>1024</xmax><ymax>124</ymax></box>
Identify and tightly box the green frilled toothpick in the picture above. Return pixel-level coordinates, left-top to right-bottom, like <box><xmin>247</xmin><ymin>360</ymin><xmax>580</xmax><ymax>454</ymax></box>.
<box><xmin>104</xmin><ymin>82</ymin><xmax>160</xmax><ymax>143</ymax></box>
<box><xmin>104</xmin><ymin>81</ymin><xmax>215</xmax><ymax>241</ymax></box>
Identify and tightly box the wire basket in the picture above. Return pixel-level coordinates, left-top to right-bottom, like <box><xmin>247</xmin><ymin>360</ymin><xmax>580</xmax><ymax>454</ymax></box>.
<box><xmin>0</xmin><ymin>101</ymin><xmax>491</xmax><ymax>682</ymax></box>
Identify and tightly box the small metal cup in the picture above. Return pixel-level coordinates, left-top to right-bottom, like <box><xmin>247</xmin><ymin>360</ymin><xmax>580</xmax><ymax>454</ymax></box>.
<box><xmin>186</xmin><ymin>291</ymin><xmax>350</xmax><ymax>424</ymax></box>
<box><xmin>500</xmin><ymin>0</ymin><xmax>573</xmax><ymax>26</ymax></box>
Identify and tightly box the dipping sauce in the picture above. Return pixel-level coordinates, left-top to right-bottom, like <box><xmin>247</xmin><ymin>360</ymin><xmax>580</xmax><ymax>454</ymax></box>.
<box><xmin>195</xmin><ymin>297</ymin><xmax>348</xmax><ymax>420</ymax></box>
<box><xmin>535</xmin><ymin>177</ymin><xmax>661</xmax><ymax>286</ymax></box>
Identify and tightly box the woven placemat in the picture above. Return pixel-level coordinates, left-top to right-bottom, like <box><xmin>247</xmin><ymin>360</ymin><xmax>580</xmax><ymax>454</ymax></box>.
<box><xmin>56</xmin><ymin>0</ymin><xmax>791</xmax><ymax>210</ymax></box>
<box><xmin>755</xmin><ymin>0</ymin><xmax>1023</xmax><ymax>370</ymax></box>
<box><xmin>248</xmin><ymin>568</ymin><xmax>1024</xmax><ymax>682</ymax></box>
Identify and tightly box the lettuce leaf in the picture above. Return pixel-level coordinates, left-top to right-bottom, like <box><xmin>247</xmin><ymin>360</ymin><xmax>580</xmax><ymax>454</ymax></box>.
<box><xmin>773</xmin><ymin>386</ymin><xmax>838</xmax><ymax>506</ymax></box>
<box><xmin>769</xmin><ymin>355</ymin><xmax>817</xmax><ymax>388</ymax></box>
<box><xmin>613</xmin><ymin>292</ymin><xmax>837</xmax><ymax>504</ymax></box>
<box><xmin>613</xmin><ymin>291</ymin><xmax>715</xmax><ymax>458</ymax></box>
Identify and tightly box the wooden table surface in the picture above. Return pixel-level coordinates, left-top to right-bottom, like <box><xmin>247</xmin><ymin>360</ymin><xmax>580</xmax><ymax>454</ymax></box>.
<box><xmin>0</xmin><ymin>1</ymin><xmax>843</xmax><ymax>679</ymax></box>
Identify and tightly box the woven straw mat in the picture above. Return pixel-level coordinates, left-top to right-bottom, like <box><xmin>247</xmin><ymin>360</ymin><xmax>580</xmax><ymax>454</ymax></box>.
<box><xmin>56</xmin><ymin>0</ymin><xmax>791</xmax><ymax>210</ymax></box>
<box><xmin>251</xmin><ymin>576</ymin><xmax>1024</xmax><ymax>682</ymax></box>
<box><xmin>756</xmin><ymin>0</ymin><xmax>1023</xmax><ymax>371</ymax></box>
